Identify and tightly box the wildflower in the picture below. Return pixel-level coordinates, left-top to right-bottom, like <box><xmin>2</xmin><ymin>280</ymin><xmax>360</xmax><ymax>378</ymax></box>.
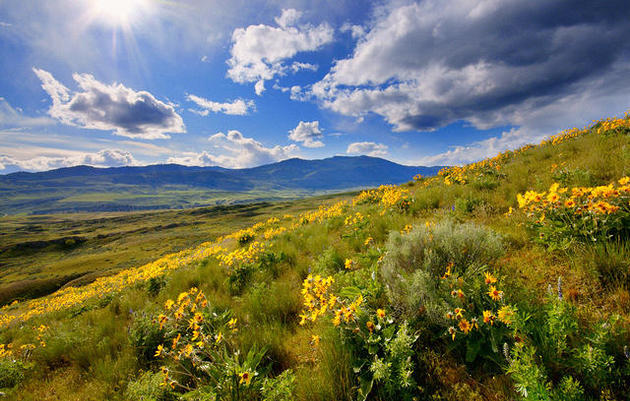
<box><xmin>155</xmin><ymin>344</ymin><xmax>164</xmax><ymax>357</ymax></box>
<box><xmin>311</xmin><ymin>335</ymin><xmax>320</xmax><ymax>346</ymax></box>
<box><xmin>215</xmin><ymin>332</ymin><xmax>223</xmax><ymax>344</ymax></box>
<box><xmin>183</xmin><ymin>343</ymin><xmax>194</xmax><ymax>358</ymax></box>
<box><xmin>158</xmin><ymin>314</ymin><xmax>168</xmax><ymax>330</ymax></box>
<box><xmin>441</xmin><ymin>262</ymin><xmax>453</xmax><ymax>279</ymax></box>
<box><xmin>458</xmin><ymin>319</ymin><xmax>472</xmax><ymax>334</ymax></box>
<box><xmin>164</xmin><ymin>299</ymin><xmax>175</xmax><ymax>310</ymax></box>
<box><xmin>376</xmin><ymin>308</ymin><xmax>386</xmax><ymax>319</ymax></box>
<box><xmin>482</xmin><ymin>310</ymin><xmax>495</xmax><ymax>326</ymax></box>
<box><xmin>239</xmin><ymin>371</ymin><xmax>252</xmax><ymax>386</ymax></box>
<box><xmin>497</xmin><ymin>306</ymin><xmax>515</xmax><ymax>325</ymax></box>
<box><xmin>364</xmin><ymin>237</ymin><xmax>374</xmax><ymax>246</ymax></box>
<box><xmin>366</xmin><ymin>321</ymin><xmax>375</xmax><ymax>334</ymax></box>
<box><xmin>171</xmin><ymin>333</ymin><xmax>181</xmax><ymax>350</ymax></box>
<box><xmin>344</xmin><ymin>259</ymin><xmax>354</xmax><ymax>270</ymax></box>
<box><xmin>484</xmin><ymin>272</ymin><xmax>497</xmax><ymax>285</ymax></box>
<box><xmin>445</xmin><ymin>311</ymin><xmax>454</xmax><ymax>320</ymax></box>
<box><xmin>228</xmin><ymin>317</ymin><xmax>238</xmax><ymax>332</ymax></box>
<box><xmin>454</xmin><ymin>308</ymin><xmax>465</xmax><ymax>319</ymax></box>
<box><xmin>448</xmin><ymin>326</ymin><xmax>456</xmax><ymax>341</ymax></box>
<box><xmin>488</xmin><ymin>286</ymin><xmax>503</xmax><ymax>301</ymax></box>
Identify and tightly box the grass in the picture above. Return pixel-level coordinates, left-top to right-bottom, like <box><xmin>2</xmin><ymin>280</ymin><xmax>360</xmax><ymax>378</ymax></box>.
<box><xmin>0</xmin><ymin>113</ymin><xmax>629</xmax><ymax>400</ymax></box>
<box><xmin>0</xmin><ymin>193</ymin><xmax>355</xmax><ymax>303</ymax></box>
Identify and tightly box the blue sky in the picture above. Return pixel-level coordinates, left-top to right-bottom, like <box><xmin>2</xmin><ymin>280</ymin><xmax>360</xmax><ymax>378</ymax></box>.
<box><xmin>0</xmin><ymin>0</ymin><xmax>629</xmax><ymax>173</ymax></box>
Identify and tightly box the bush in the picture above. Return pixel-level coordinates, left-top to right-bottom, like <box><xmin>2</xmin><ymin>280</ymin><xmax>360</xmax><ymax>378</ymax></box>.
<box><xmin>583</xmin><ymin>241</ymin><xmax>630</xmax><ymax>289</ymax></box>
<box><xmin>129</xmin><ymin>311</ymin><xmax>165</xmax><ymax>367</ymax></box>
<box><xmin>125</xmin><ymin>370</ymin><xmax>177</xmax><ymax>401</ymax></box>
<box><xmin>261</xmin><ymin>369</ymin><xmax>296</xmax><ymax>401</ymax></box>
<box><xmin>0</xmin><ymin>358</ymin><xmax>28</xmax><ymax>389</ymax></box>
<box><xmin>381</xmin><ymin>220</ymin><xmax>504</xmax><ymax>321</ymax></box>
<box><xmin>313</xmin><ymin>247</ymin><xmax>345</xmax><ymax>274</ymax></box>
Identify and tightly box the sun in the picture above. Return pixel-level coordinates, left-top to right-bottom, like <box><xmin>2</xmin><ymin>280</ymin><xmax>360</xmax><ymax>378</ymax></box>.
<box><xmin>89</xmin><ymin>0</ymin><xmax>149</xmax><ymax>26</ymax></box>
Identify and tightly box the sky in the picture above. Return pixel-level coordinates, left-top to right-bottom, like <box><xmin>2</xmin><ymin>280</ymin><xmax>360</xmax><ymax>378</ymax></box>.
<box><xmin>0</xmin><ymin>0</ymin><xmax>629</xmax><ymax>173</ymax></box>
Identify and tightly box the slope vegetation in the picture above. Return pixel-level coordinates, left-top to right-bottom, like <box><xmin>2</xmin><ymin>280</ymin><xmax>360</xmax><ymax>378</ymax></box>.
<box><xmin>0</xmin><ymin>112</ymin><xmax>628</xmax><ymax>400</ymax></box>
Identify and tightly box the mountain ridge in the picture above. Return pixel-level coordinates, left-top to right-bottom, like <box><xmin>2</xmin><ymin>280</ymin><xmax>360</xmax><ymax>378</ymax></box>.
<box><xmin>0</xmin><ymin>155</ymin><xmax>444</xmax><ymax>214</ymax></box>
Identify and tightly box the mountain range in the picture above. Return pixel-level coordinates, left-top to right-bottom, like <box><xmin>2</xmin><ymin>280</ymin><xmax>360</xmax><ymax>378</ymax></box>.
<box><xmin>0</xmin><ymin>156</ymin><xmax>443</xmax><ymax>214</ymax></box>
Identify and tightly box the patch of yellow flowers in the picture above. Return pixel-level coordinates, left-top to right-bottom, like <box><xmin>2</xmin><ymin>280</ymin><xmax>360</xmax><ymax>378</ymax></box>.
<box><xmin>517</xmin><ymin>179</ymin><xmax>629</xmax><ymax>216</ymax></box>
<box><xmin>353</xmin><ymin>185</ymin><xmax>411</xmax><ymax>214</ymax></box>
<box><xmin>0</xmin><ymin>199</ymin><xmax>352</xmax><ymax>329</ymax></box>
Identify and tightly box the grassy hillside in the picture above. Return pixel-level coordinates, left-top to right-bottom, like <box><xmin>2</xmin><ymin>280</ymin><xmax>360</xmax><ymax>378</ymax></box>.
<box><xmin>0</xmin><ymin>112</ymin><xmax>628</xmax><ymax>400</ymax></box>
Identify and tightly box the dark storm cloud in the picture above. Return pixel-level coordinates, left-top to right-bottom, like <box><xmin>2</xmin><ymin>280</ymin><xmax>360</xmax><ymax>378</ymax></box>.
<box><xmin>312</xmin><ymin>0</ymin><xmax>630</xmax><ymax>131</ymax></box>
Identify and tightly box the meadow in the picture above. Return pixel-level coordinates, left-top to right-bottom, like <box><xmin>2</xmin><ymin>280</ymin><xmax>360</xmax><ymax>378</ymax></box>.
<box><xmin>0</xmin><ymin>111</ymin><xmax>628</xmax><ymax>400</ymax></box>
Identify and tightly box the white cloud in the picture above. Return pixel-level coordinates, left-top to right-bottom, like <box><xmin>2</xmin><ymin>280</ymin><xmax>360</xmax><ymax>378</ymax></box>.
<box><xmin>340</xmin><ymin>22</ymin><xmax>366</xmax><ymax>39</ymax></box>
<box><xmin>32</xmin><ymin>67</ymin><xmax>185</xmax><ymax>139</ymax></box>
<box><xmin>167</xmin><ymin>130</ymin><xmax>299</xmax><ymax>169</ymax></box>
<box><xmin>288</xmin><ymin>120</ymin><xmax>324</xmax><ymax>148</ymax></box>
<box><xmin>187</xmin><ymin>94</ymin><xmax>254</xmax><ymax>116</ymax></box>
<box><xmin>312</xmin><ymin>1</ymin><xmax>630</xmax><ymax>133</ymax></box>
<box><xmin>227</xmin><ymin>8</ymin><xmax>334</xmax><ymax>94</ymax></box>
<box><xmin>413</xmin><ymin>128</ymin><xmax>542</xmax><ymax>166</ymax></box>
<box><xmin>0</xmin><ymin>97</ymin><xmax>52</xmax><ymax>127</ymax></box>
<box><xmin>0</xmin><ymin>149</ymin><xmax>137</xmax><ymax>172</ymax></box>
<box><xmin>0</xmin><ymin>22</ymin><xmax>11</xmax><ymax>28</ymax></box>
<box><xmin>346</xmin><ymin>141</ymin><xmax>388</xmax><ymax>157</ymax></box>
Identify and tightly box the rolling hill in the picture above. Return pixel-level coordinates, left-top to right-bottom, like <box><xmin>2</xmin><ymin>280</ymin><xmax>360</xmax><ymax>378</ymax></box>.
<box><xmin>0</xmin><ymin>156</ymin><xmax>442</xmax><ymax>214</ymax></box>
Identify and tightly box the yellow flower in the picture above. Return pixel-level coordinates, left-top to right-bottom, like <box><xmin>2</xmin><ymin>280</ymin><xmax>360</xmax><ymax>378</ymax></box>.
<box><xmin>441</xmin><ymin>262</ymin><xmax>453</xmax><ymax>279</ymax></box>
<box><xmin>154</xmin><ymin>344</ymin><xmax>164</xmax><ymax>357</ymax></box>
<box><xmin>171</xmin><ymin>333</ymin><xmax>181</xmax><ymax>350</ymax></box>
<box><xmin>215</xmin><ymin>332</ymin><xmax>223</xmax><ymax>344</ymax></box>
<box><xmin>458</xmin><ymin>319</ymin><xmax>472</xmax><ymax>334</ymax></box>
<box><xmin>344</xmin><ymin>259</ymin><xmax>354</xmax><ymax>270</ymax></box>
<box><xmin>366</xmin><ymin>321</ymin><xmax>375</xmax><ymax>334</ymax></box>
<box><xmin>183</xmin><ymin>343</ymin><xmax>194</xmax><ymax>358</ymax></box>
<box><xmin>311</xmin><ymin>335</ymin><xmax>320</xmax><ymax>346</ymax></box>
<box><xmin>484</xmin><ymin>272</ymin><xmax>497</xmax><ymax>285</ymax></box>
<box><xmin>158</xmin><ymin>314</ymin><xmax>168</xmax><ymax>330</ymax></box>
<box><xmin>376</xmin><ymin>308</ymin><xmax>386</xmax><ymax>319</ymax></box>
<box><xmin>228</xmin><ymin>317</ymin><xmax>238</xmax><ymax>332</ymax></box>
<box><xmin>482</xmin><ymin>310</ymin><xmax>495</xmax><ymax>326</ymax></box>
<box><xmin>448</xmin><ymin>326</ymin><xmax>456</xmax><ymax>341</ymax></box>
<box><xmin>488</xmin><ymin>286</ymin><xmax>503</xmax><ymax>301</ymax></box>
<box><xmin>239</xmin><ymin>371</ymin><xmax>252</xmax><ymax>386</ymax></box>
<box><xmin>454</xmin><ymin>308</ymin><xmax>465</xmax><ymax>319</ymax></box>
<box><xmin>164</xmin><ymin>299</ymin><xmax>175</xmax><ymax>310</ymax></box>
<box><xmin>497</xmin><ymin>306</ymin><xmax>515</xmax><ymax>325</ymax></box>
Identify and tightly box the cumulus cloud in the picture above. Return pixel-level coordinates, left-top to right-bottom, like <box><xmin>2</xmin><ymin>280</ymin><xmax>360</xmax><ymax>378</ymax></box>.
<box><xmin>167</xmin><ymin>130</ymin><xmax>299</xmax><ymax>169</ymax></box>
<box><xmin>227</xmin><ymin>8</ymin><xmax>333</xmax><ymax>95</ymax></box>
<box><xmin>414</xmin><ymin>128</ymin><xmax>543</xmax><ymax>166</ymax></box>
<box><xmin>187</xmin><ymin>94</ymin><xmax>254</xmax><ymax>116</ymax></box>
<box><xmin>32</xmin><ymin>68</ymin><xmax>185</xmax><ymax>139</ymax></box>
<box><xmin>340</xmin><ymin>22</ymin><xmax>366</xmax><ymax>39</ymax></box>
<box><xmin>0</xmin><ymin>149</ymin><xmax>137</xmax><ymax>172</ymax></box>
<box><xmin>346</xmin><ymin>141</ymin><xmax>388</xmax><ymax>157</ymax></box>
<box><xmin>288</xmin><ymin>120</ymin><xmax>324</xmax><ymax>148</ymax></box>
<box><xmin>312</xmin><ymin>0</ymin><xmax>630</xmax><ymax>132</ymax></box>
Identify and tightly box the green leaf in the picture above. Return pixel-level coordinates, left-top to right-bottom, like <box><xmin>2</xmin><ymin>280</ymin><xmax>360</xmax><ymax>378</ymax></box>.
<box><xmin>357</xmin><ymin>376</ymin><xmax>374</xmax><ymax>401</ymax></box>
<box><xmin>465</xmin><ymin>339</ymin><xmax>481</xmax><ymax>363</ymax></box>
<box><xmin>338</xmin><ymin>286</ymin><xmax>362</xmax><ymax>299</ymax></box>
